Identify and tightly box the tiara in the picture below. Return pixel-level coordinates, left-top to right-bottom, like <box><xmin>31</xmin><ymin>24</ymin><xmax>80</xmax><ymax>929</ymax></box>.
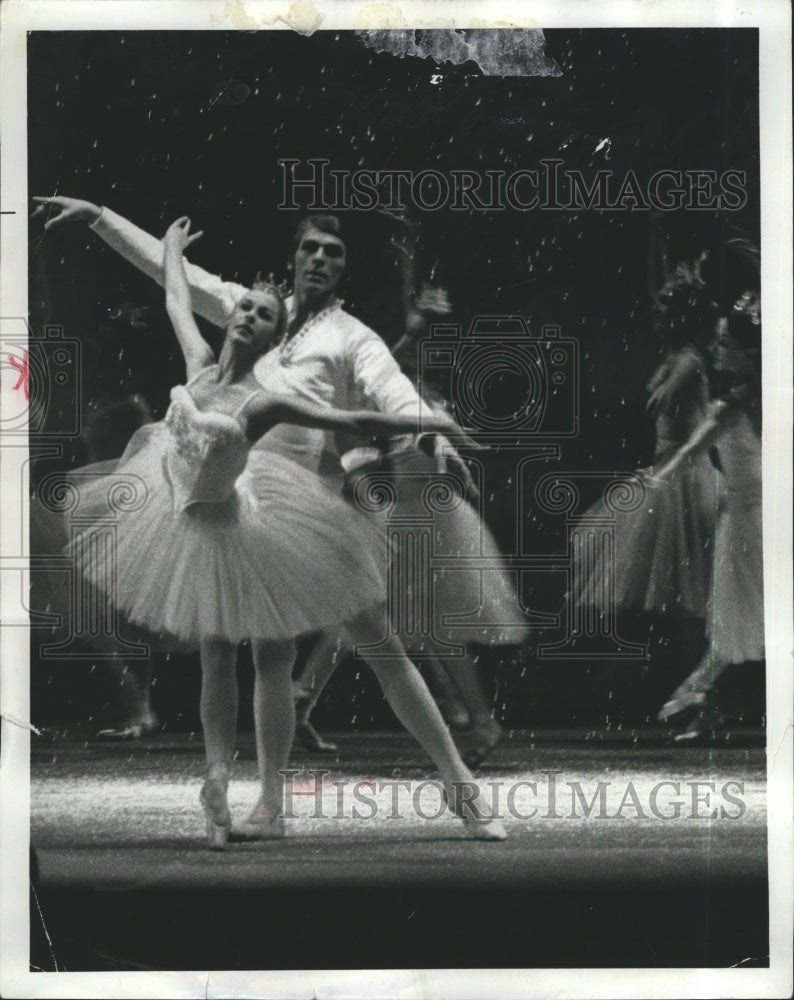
<box><xmin>732</xmin><ymin>289</ymin><xmax>761</xmax><ymax>326</ymax></box>
<box><xmin>253</xmin><ymin>271</ymin><xmax>291</xmax><ymax>297</ymax></box>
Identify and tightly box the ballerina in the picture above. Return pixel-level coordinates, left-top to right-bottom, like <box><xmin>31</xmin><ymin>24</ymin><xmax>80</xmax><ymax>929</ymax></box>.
<box><xmin>63</xmin><ymin>215</ymin><xmax>506</xmax><ymax>847</ymax></box>
<box><xmin>656</xmin><ymin>296</ymin><xmax>763</xmax><ymax>740</ymax></box>
<box><xmin>34</xmin><ymin>194</ymin><xmax>526</xmax><ymax>774</ymax></box>
<box><xmin>573</xmin><ymin>264</ymin><xmax>719</xmax><ymax>621</ymax></box>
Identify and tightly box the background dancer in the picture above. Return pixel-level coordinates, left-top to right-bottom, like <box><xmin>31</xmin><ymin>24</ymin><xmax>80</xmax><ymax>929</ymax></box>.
<box><xmin>573</xmin><ymin>260</ymin><xmax>719</xmax><ymax>622</ymax></box>
<box><xmin>656</xmin><ymin>295</ymin><xmax>763</xmax><ymax>741</ymax></box>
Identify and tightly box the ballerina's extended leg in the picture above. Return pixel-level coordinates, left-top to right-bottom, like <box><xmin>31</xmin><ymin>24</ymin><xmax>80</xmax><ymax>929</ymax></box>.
<box><xmin>349</xmin><ymin>608</ymin><xmax>507</xmax><ymax>841</ymax></box>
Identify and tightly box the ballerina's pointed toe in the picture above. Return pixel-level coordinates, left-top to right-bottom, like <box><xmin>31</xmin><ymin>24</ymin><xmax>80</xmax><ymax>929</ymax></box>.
<box><xmin>232</xmin><ymin>811</ymin><xmax>286</xmax><ymax>842</ymax></box>
<box><xmin>462</xmin><ymin>812</ymin><xmax>508</xmax><ymax>841</ymax></box>
<box><xmin>199</xmin><ymin>778</ymin><xmax>232</xmax><ymax>851</ymax></box>
<box><xmin>443</xmin><ymin>782</ymin><xmax>508</xmax><ymax>841</ymax></box>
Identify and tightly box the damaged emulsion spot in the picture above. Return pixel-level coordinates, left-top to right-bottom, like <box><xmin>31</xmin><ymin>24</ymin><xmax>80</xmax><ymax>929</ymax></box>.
<box><xmin>354</xmin><ymin>28</ymin><xmax>562</xmax><ymax>77</ymax></box>
<box><xmin>210</xmin><ymin>1</ymin><xmax>324</xmax><ymax>35</ymax></box>
<box><xmin>1</xmin><ymin>712</ymin><xmax>43</xmax><ymax>736</ymax></box>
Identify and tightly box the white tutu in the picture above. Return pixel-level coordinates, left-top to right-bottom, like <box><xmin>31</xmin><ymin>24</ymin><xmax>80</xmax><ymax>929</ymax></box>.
<box><xmin>346</xmin><ymin>446</ymin><xmax>531</xmax><ymax>646</ymax></box>
<box><xmin>69</xmin><ymin>418</ymin><xmax>388</xmax><ymax>646</ymax></box>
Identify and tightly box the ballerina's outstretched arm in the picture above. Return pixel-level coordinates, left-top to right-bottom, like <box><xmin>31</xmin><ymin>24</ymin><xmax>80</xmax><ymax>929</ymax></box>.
<box><xmin>162</xmin><ymin>217</ymin><xmax>216</xmax><ymax>379</ymax></box>
<box><xmin>650</xmin><ymin>398</ymin><xmax>732</xmax><ymax>482</ymax></box>
<box><xmin>652</xmin><ymin>379</ymin><xmax>757</xmax><ymax>482</ymax></box>
<box><xmin>243</xmin><ymin>392</ymin><xmax>478</xmax><ymax>448</ymax></box>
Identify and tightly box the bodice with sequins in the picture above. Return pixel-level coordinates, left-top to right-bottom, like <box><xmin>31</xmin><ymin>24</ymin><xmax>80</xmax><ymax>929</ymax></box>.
<box><xmin>163</xmin><ymin>385</ymin><xmax>252</xmax><ymax>513</ymax></box>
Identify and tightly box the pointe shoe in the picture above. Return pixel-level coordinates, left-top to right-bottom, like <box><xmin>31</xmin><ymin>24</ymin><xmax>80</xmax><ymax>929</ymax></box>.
<box><xmin>233</xmin><ymin>810</ymin><xmax>286</xmax><ymax>842</ymax></box>
<box><xmin>461</xmin><ymin>719</ymin><xmax>504</xmax><ymax>771</ymax></box>
<box><xmin>657</xmin><ymin>692</ymin><xmax>706</xmax><ymax>723</ymax></box>
<box><xmin>199</xmin><ymin>778</ymin><xmax>231</xmax><ymax>851</ymax></box>
<box><xmin>94</xmin><ymin>721</ymin><xmax>157</xmax><ymax>741</ymax></box>
<box><xmin>443</xmin><ymin>783</ymin><xmax>508</xmax><ymax>841</ymax></box>
<box><xmin>672</xmin><ymin>705</ymin><xmax>726</xmax><ymax>745</ymax></box>
<box><xmin>293</xmin><ymin>720</ymin><xmax>338</xmax><ymax>753</ymax></box>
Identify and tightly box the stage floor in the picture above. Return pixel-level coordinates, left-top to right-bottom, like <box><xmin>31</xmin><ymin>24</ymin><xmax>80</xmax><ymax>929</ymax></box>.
<box><xmin>29</xmin><ymin>729</ymin><xmax>769</xmax><ymax>970</ymax></box>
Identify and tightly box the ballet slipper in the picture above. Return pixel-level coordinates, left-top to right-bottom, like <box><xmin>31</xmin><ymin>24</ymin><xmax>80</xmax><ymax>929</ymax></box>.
<box><xmin>443</xmin><ymin>781</ymin><xmax>507</xmax><ymax>841</ymax></box>
<box><xmin>233</xmin><ymin>807</ymin><xmax>286</xmax><ymax>841</ymax></box>
<box><xmin>461</xmin><ymin>718</ymin><xmax>504</xmax><ymax>770</ymax></box>
<box><xmin>672</xmin><ymin>705</ymin><xmax>726</xmax><ymax>744</ymax></box>
<box><xmin>293</xmin><ymin>720</ymin><xmax>338</xmax><ymax>753</ymax></box>
<box><xmin>94</xmin><ymin>720</ymin><xmax>158</xmax><ymax>741</ymax></box>
<box><xmin>199</xmin><ymin>777</ymin><xmax>231</xmax><ymax>851</ymax></box>
<box><xmin>657</xmin><ymin>691</ymin><xmax>706</xmax><ymax>722</ymax></box>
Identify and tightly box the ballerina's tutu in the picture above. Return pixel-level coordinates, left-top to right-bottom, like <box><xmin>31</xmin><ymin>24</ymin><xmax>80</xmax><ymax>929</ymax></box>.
<box><xmin>574</xmin><ymin>450</ymin><xmax>718</xmax><ymax>619</ymax></box>
<box><xmin>345</xmin><ymin>445</ymin><xmax>531</xmax><ymax>646</ymax></box>
<box><xmin>69</xmin><ymin>384</ymin><xmax>387</xmax><ymax>646</ymax></box>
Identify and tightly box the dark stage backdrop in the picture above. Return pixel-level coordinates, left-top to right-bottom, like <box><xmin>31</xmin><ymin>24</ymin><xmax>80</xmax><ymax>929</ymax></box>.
<box><xmin>27</xmin><ymin>28</ymin><xmax>763</xmax><ymax>731</ymax></box>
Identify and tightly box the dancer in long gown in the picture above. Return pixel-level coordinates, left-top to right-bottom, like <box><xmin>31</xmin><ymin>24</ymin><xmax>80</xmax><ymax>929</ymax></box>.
<box><xmin>48</xmin><ymin>212</ymin><xmax>506</xmax><ymax>847</ymax></box>
<box><xmin>574</xmin><ymin>271</ymin><xmax>719</xmax><ymax>620</ymax></box>
<box><xmin>656</xmin><ymin>299</ymin><xmax>763</xmax><ymax>740</ymax></box>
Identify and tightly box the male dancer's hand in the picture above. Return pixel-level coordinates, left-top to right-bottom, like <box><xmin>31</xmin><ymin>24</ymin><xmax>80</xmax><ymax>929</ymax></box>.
<box><xmin>31</xmin><ymin>195</ymin><xmax>101</xmax><ymax>229</ymax></box>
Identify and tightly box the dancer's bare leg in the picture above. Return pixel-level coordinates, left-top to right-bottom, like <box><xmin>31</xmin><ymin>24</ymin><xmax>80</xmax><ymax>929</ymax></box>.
<box><xmin>348</xmin><ymin>606</ymin><xmax>506</xmax><ymax>839</ymax></box>
<box><xmin>198</xmin><ymin>638</ymin><xmax>239</xmax><ymax>848</ymax></box>
<box><xmin>441</xmin><ymin>652</ymin><xmax>504</xmax><ymax>769</ymax></box>
<box><xmin>238</xmin><ymin>638</ymin><xmax>297</xmax><ymax>837</ymax></box>
<box><xmin>292</xmin><ymin>631</ymin><xmax>344</xmax><ymax>752</ymax></box>
<box><xmin>420</xmin><ymin>652</ymin><xmax>471</xmax><ymax>730</ymax></box>
<box><xmin>96</xmin><ymin>660</ymin><xmax>158</xmax><ymax>739</ymax></box>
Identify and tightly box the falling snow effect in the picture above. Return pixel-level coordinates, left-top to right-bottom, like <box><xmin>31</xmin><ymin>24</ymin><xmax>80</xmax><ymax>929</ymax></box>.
<box><xmin>24</xmin><ymin>29</ymin><xmax>764</xmax><ymax>776</ymax></box>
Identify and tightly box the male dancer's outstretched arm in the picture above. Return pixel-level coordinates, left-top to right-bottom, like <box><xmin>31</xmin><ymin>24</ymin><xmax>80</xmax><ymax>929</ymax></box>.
<box><xmin>32</xmin><ymin>196</ymin><xmax>244</xmax><ymax>328</ymax></box>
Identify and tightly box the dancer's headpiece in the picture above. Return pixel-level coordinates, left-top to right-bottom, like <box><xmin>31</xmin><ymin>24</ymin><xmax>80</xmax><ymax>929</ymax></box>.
<box><xmin>731</xmin><ymin>289</ymin><xmax>761</xmax><ymax>327</ymax></box>
<box><xmin>253</xmin><ymin>272</ymin><xmax>291</xmax><ymax>298</ymax></box>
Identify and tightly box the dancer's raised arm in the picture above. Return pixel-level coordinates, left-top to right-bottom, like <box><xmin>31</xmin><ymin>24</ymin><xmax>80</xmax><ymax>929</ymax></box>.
<box><xmin>163</xmin><ymin>218</ymin><xmax>216</xmax><ymax>379</ymax></box>
<box><xmin>32</xmin><ymin>195</ymin><xmax>245</xmax><ymax>328</ymax></box>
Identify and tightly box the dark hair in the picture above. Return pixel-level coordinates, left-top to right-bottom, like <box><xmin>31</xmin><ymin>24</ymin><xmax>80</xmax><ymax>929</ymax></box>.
<box><xmin>290</xmin><ymin>213</ymin><xmax>347</xmax><ymax>255</ymax></box>
<box><xmin>652</xmin><ymin>282</ymin><xmax>718</xmax><ymax>350</ymax></box>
